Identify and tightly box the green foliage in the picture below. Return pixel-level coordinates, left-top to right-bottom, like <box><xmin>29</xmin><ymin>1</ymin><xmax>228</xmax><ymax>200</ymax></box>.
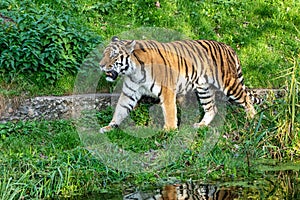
<box><xmin>268</xmin><ymin>56</ymin><xmax>300</xmax><ymax>158</ymax></box>
<box><xmin>0</xmin><ymin>120</ymin><xmax>118</xmax><ymax>199</ymax></box>
<box><xmin>129</xmin><ymin>103</ymin><xmax>152</xmax><ymax>126</ymax></box>
<box><xmin>0</xmin><ymin>0</ymin><xmax>102</xmax><ymax>86</ymax></box>
<box><xmin>96</xmin><ymin>106</ymin><xmax>113</xmax><ymax>126</ymax></box>
<box><xmin>1</xmin><ymin>0</ymin><xmax>299</xmax><ymax>94</ymax></box>
<box><xmin>0</xmin><ymin>73</ymin><xmax>299</xmax><ymax>198</ymax></box>
<box><xmin>0</xmin><ymin>0</ymin><xmax>300</xmax><ymax>199</ymax></box>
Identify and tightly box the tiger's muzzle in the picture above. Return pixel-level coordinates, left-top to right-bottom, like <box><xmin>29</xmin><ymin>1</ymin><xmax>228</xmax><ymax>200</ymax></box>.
<box><xmin>105</xmin><ymin>70</ymin><xmax>119</xmax><ymax>81</ymax></box>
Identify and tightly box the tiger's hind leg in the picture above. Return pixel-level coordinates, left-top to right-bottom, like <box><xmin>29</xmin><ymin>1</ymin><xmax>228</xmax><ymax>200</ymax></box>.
<box><xmin>234</xmin><ymin>94</ymin><xmax>256</xmax><ymax>119</ymax></box>
<box><xmin>194</xmin><ymin>84</ymin><xmax>218</xmax><ymax>127</ymax></box>
<box><xmin>225</xmin><ymin>82</ymin><xmax>256</xmax><ymax>119</ymax></box>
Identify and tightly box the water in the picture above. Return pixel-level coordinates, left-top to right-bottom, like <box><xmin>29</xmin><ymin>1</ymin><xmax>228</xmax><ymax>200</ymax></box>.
<box><xmin>64</xmin><ymin>161</ymin><xmax>300</xmax><ymax>200</ymax></box>
<box><xmin>123</xmin><ymin>171</ymin><xmax>300</xmax><ymax>199</ymax></box>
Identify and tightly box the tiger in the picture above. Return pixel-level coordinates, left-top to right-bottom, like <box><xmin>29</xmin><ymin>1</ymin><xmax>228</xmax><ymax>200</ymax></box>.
<box><xmin>99</xmin><ymin>36</ymin><xmax>261</xmax><ymax>133</ymax></box>
<box><xmin>123</xmin><ymin>182</ymin><xmax>239</xmax><ymax>200</ymax></box>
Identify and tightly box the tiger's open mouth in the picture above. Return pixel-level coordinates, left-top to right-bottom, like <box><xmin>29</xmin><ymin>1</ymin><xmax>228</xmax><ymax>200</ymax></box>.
<box><xmin>105</xmin><ymin>70</ymin><xmax>119</xmax><ymax>81</ymax></box>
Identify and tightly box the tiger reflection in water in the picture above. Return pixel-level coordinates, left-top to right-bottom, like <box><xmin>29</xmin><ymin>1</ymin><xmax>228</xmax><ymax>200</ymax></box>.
<box><xmin>123</xmin><ymin>182</ymin><xmax>239</xmax><ymax>200</ymax></box>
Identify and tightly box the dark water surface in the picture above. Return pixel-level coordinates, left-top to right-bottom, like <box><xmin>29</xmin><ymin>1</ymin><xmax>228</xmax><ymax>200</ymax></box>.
<box><xmin>64</xmin><ymin>161</ymin><xmax>300</xmax><ymax>200</ymax></box>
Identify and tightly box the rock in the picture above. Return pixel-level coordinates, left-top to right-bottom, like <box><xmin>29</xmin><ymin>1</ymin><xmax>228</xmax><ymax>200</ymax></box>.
<box><xmin>0</xmin><ymin>90</ymin><xmax>284</xmax><ymax>123</ymax></box>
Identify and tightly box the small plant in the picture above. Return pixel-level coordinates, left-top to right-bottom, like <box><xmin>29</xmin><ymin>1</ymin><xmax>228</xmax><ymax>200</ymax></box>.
<box><xmin>129</xmin><ymin>103</ymin><xmax>152</xmax><ymax>127</ymax></box>
<box><xmin>0</xmin><ymin>0</ymin><xmax>102</xmax><ymax>86</ymax></box>
<box><xmin>0</xmin><ymin>170</ymin><xmax>29</xmax><ymax>200</ymax></box>
<box><xmin>272</xmin><ymin>56</ymin><xmax>299</xmax><ymax>159</ymax></box>
<box><xmin>1</xmin><ymin>0</ymin><xmax>300</xmax><ymax>199</ymax></box>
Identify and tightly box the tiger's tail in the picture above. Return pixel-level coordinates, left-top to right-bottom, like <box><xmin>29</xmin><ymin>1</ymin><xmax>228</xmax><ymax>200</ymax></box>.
<box><xmin>247</xmin><ymin>90</ymin><xmax>263</xmax><ymax>105</ymax></box>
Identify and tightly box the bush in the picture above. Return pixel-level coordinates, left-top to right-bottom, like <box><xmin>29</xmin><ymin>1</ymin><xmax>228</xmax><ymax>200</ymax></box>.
<box><xmin>0</xmin><ymin>0</ymin><xmax>102</xmax><ymax>86</ymax></box>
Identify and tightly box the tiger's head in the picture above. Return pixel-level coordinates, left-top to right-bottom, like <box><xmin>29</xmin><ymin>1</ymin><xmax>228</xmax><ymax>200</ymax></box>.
<box><xmin>100</xmin><ymin>36</ymin><xmax>136</xmax><ymax>82</ymax></box>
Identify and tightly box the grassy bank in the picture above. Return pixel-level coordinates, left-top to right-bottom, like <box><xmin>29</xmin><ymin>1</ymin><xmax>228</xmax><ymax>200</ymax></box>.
<box><xmin>0</xmin><ymin>0</ymin><xmax>299</xmax><ymax>199</ymax></box>
<box><xmin>0</xmin><ymin>0</ymin><xmax>299</xmax><ymax>95</ymax></box>
<box><xmin>1</xmin><ymin>65</ymin><xmax>299</xmax><ymax>198</ymax></box>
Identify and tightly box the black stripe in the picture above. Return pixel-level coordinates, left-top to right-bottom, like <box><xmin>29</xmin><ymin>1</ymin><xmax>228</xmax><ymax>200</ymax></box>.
<box><xmin>124</xmin><ymin>55</ymin><xmax>131</xmax><ymax>69</ymax></box>
<box><xmin>120</xmin><ymin>58</ymin><xmax>129</xmax><ymax>73</ymax></box>
<box><xmin>197</xmin><ymin>40</ymin><xmax>210</xmax><ymax>53</ymax></box>
<box><xmin>110</xmin><ymin>124</ymin><xmax>118</xmax><ymax>128</ymax></box>
<box><xmin>197</xmin><ymin>91</ymin><xmax>208</xmax><ymax>95</ymax></box>
<box><xmin>221</xmin><ymin>65</ymin><xmax>226</xmax><ymax>86</ymax></box>
<box><xmin>173</xmin><ymin>44</ymin><xmax>183</xmax><ymax>80</ymax></box>
<box><xmin>240</xmin><ymin>78</ymin><xmax>245</xmax><ymax>86</ymax></box>
<box><xmin>178</xmin><ymin>42</ymin><xmax>199</xmax><ymax>82</ymax></box>
<box><xmin>230</xmin><ymin>86</ymin><xmax>242</xmax><ymax>99</ymax></box>
<box><xmin>192</xmin><ymin>41</ymin><xmax>208</xmax><ymax>64</ymax></box>
<box><xmin>166</xmin><ymin>44</ymin><xmax>174</xmax><ymax>85</ymax></box>
<box><xmin>132</xmin><ymin>51</ymin><xmax>146</xmax><ymax>83</ymax></box>
<box><xmin>120</xmin><ymin>104</ymin><xmax>132</xmax><ymax>113</ymax></box>
<box><xmin>226</xmin><ymin>45</ymin><xmax>237</xmax><ymax>63</ymax></box>
<box><xmin>210</xmin><ymin>42</ymin><xmax>226</xmax><ymax>84</ymax></box>
<box><xmin>229</xmin><ymin>87</ymin><xmax>243</xmax><ymax>101</ymax></box>
<box><xmin>183</xmin><ymin>59</ymin><xmax>189</xmax><ymax>79</ymax></box>
<box><xmin>232</xmin><ymin>88</ymin><xmax>244</xmax><ymax>102</ymax></box>
<box><xmin>123</xmin><ymin>91</ymin><xmax>135</xmax><ymax>102</ymax></box>
<box><xmin>138</xmin><ymin>43</ymin><xmax>147</xmax><ymax>52</ymax></box>
<box><xmin>203</xmin><ymin>74</ymin><xmax>209</xmax><ymax>83</ymax></box>
<box><xmin>214</xmin><ymin>62</ymin><xmax>220</xmax><ymax>89</ymax></box>
<box><xmin>216</xmin><ymin>43</ymin><xmax>225</xmax><ymax>68</ymax></box>
<box><xmin>120</xmin><ymin>65</ymin><xmax>129</xmax><ymax>72</ymax></box>
<box><xmin>150</xmin><ymin>80</ymin><xmax>155</xmax><ymax>92</ymax></box>
<box><xmin>158</xmin><ymin>87</ymin><xmax>162</xmax><ymax>98</ymax></box>
<box><xmin>181</xmin><ymin>41</ymin><xmax>198</xmax><ymax>61</ymax></box>
<box><xmin>211</xmin><ymin>42</ymin><xmax>222</xmax><ymax>87</ymax></box>
<box><xmin>176</xmin><ymin>41</ymin><xmax>195</xmax><ymax>80</ymax></box>
<box><xmin>206</xmin><ymin>41</ymin><xmax>218</xmax><ymax>67</ymax></box>
<box><xmin>150</xmin><ymin>41</ymin><xmax>170</xmax><ymax>82</ymax></box>
<box><xmin>124</xmin><ymin>82</ymin><xmax>136</xmax><ymax>92</ymax></box>
<box><xmin>158</xmin><ymin>51</ymin><xmax>169</xmax><ymax>81</ymax></box>
<box><xmin>198</xmin><ymin>95</ymin><xmax>212</xmax><ymax>99</ymax></box>
<box><xmin>223</xmin><ymin>76</ymin><xmax>231</xmax><ymax>94</ymax></box>
<box><xmin>197</xmin><ymin>86</ymin><xmax>209</xmax><ymax>91</ymax></box>
<box><xmin>238</xmin><ymin>72</ymin><xmax>243</xmax><ymax>78</ymax></box>
<box><xmin>226</xmin><ymin>82</ymin><xmax>236</xmax><ymax>96</ymax></box>
<box><xmin>178</xmin><ymin>83</ymin><xmax>182</xmax><ymax>92</ymax></box>
<box><xmin>191</xmin><ymin>64</ymin><xmax>196</xmax><ymax>81</ymax></box>
<box><xmin>203</xmin><ymin>105</ymin><xmax>213</xmax><ymax>111</ymax></box>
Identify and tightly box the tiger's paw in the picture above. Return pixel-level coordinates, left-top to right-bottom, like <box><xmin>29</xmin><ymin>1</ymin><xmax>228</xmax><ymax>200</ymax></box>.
<box><xmin>193</xmin><ymin>122</ymin><xmax>208</xmax><ymax>129</ymax></box>
<box><xmin>99</xmin><ymin>124</ymin><xmax>118</xmax><ymax>133</ymax></box>
<box><xmin>163</xmin><ymin>125</ymin><xmax>178</xmax><ymax>132</ymax></box>
<box><xmin>99</xmin><ymin>126</ymin><xmax>112</xmax><ymax>133</ymax></box>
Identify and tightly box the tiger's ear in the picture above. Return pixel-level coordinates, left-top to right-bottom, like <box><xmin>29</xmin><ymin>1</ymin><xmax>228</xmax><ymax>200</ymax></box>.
<box><xmin>111</xmin><ymin>36</ymin><xmax>119</xmax><ymax>42</ymax></box>
<box><xmin>125</xmin><ymin>40</ymin><xmax>136</xmax><ymax>54</ymax></box>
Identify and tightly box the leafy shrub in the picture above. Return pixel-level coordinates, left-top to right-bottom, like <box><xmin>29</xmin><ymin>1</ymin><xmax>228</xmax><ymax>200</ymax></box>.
<box><xmin>0</xmin><ymin>0</ymin><xmax>102</xmax><ymax>86</ymax></box>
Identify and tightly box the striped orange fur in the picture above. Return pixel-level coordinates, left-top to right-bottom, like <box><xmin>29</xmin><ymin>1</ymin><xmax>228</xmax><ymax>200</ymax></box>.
<box><xmin>99</xmin><ymin>36</ymin><xmax>261</xmax><ymax>133</ymax></box>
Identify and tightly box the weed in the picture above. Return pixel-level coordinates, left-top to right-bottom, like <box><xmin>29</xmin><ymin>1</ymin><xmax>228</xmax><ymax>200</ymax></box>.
<box><xmin>1</xmin><ymin>0</ymin><xmax>300</xmax><ymax>199</ymax></box>
<box><xmin>0</xmin><ymin>0</ymin><xmax>102</xmax><ymax>88</ymax></box>
<box><xmin>2</xmin><ymin>0</ymin><xmax>300</xmax><ymax>95</ymax></box>
<box><xmin>272</xmin><ymin>56</ymin><xmax>300</xmax><ymax>159</ymax></box>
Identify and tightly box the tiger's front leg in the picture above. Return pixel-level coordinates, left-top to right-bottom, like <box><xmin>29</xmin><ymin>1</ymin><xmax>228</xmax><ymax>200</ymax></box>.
<box><xmin>160</xmin><ymin>87</ymin><xmax>178</xmax><ymax>131</ymax></box>
<box><xmin>100</xmin><ymin>92</ymin><xmax>140</xmax><ymax>133</ymax></box>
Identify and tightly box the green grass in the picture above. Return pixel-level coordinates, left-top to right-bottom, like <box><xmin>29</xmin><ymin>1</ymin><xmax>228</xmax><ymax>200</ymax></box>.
<box><xmin>0</xmin><ymin>0</ymin><xmax>299</xmax><ymax>96</ymax></box>
<box><xmin>0</xmin><ymin>0</ymin><xmax>299</xmax><ymax>199</ymax></box>
<box><xmin>1</xmin><ymin>70</ymin><xmax>299</xmax><ymax>198</ymax></box>
<box><xmin>0</xmin><ymin>120</ymin><xmax>123</xmax><ymax>198</ymax></box>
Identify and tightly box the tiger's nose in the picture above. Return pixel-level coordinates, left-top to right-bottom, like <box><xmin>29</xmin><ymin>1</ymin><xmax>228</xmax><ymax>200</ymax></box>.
<box><xmin>100</xmin><ymin>64</ymin><xmax>107</xmax><ymax>71</ymax></box>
